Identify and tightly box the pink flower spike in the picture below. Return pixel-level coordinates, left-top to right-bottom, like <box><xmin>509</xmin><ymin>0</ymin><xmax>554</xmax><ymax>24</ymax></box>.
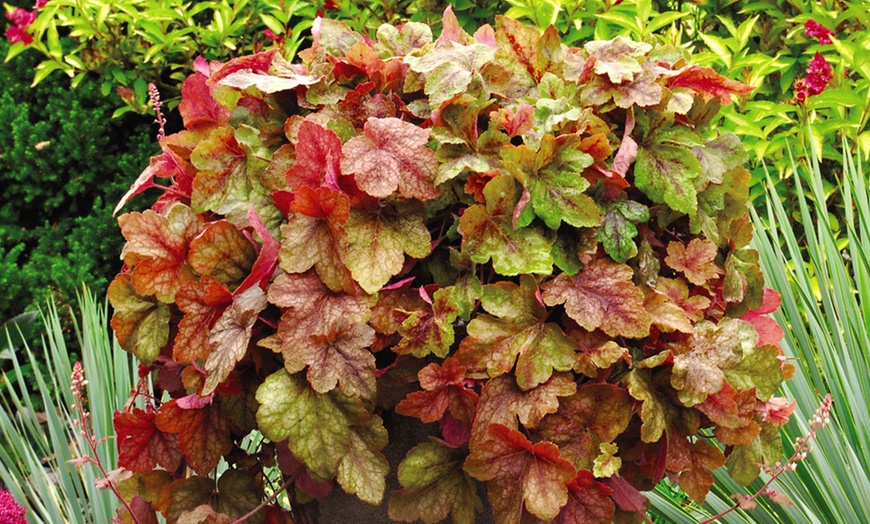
<box><xmin>34</xmin><ymin>0</ymin><xmax>49</xmax><ymax>7</ymax></box>
<box><xmin>804</xmin><ymin>19</ymin><xmax>834</xmax><ymax>45</ymax></box>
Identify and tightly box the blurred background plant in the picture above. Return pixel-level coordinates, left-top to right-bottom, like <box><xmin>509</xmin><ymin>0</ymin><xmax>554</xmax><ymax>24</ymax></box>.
<box><xmin>0</xmin><ymin>289</ymin><xmax>139</xmax><ymax>523</ymax></box>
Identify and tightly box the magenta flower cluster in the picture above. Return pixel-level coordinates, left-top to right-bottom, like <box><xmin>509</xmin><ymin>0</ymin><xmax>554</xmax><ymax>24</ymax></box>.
<box><xmin>4</xmin><ymin>0</ymin><xmax>47</xmax><ymax>45</ymax></box>
<box><xmin>794</xmin><ymin>53</ymin><xmax>834</xmax><ymax>102</ymax></box>
<box><xmin>804</xmin><ymin>19</ymin><xmax>834</xmax><ymax>45</ymax></box>
<box><xmin>0</xmin><ymin>489</ymin><xmax>26</xmax><ymax>524</ymax></box>
<box><xmin>794</xmin><ymin>19</ymin><xmax>836</xmax><ymax>103</ymax></box>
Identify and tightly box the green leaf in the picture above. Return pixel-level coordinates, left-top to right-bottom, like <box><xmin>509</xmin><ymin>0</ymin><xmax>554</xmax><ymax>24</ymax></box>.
<box><xmin>344</xmin><ymin>207</ymin><xmax>432</xmax><ymax>294</ymax></box>
<box><xmin>504</xmin><ymin>135</ymin><xmax>599</xmax><ymax>230</ymax></box>
<box><xmin>388</xmin><ymin>441</ymin><xmax>482</xmax><ymax>524</ymax></box>
<box><xmin>723</xmin><ymin>344</ymin><xmax>784</xmax><ymax>401</ymax></box>
<box><xmin>108</xmin><ymin>274</ymin><xmax>170</xmax><ymax>365</ymax></box>
<box><xmin>596</xmin><ymin>200</ymin><xmax>649</xmax><ymax>263</ymax></box>
<box><xmin>215</xmin><ymin>470</ymin><xmax>263</xmax><ymax>521</ymax></box>
<box><xmin>625</xmin><ymin>368</ymin><xmax>674</xmax><ymax>443</ymax></box>
<box><xmin>458</xmin><ymin>175</ymin><xmax>555</xmax><ymax>276</ymax></box>
<box><xmin>670</xmin><ymin>318</ymin><xmax>758</xmax><ymax>407</ymax></box>
<box><xmin>394</xmin><ymin>287</ymin><xmax>461</xmax><ymax>358</ymax></box>
<box><xmin>256</xmin><ymin>371</ymin><xmax>388</xmax><ymax>503</ymax></box>
<box><xmin>188</xmin><ymin>220</ymin><xmax>257</xmax><ymax>290</ymax></box>
<box><xmin>584</xmin><ymin>37</ymin><xmax>652</xmax><ymax>83</ymax></box>
<box><xmin>456</xmin><ymin>276</ymin><xmax>576</xmax><ymax>390</ymax></box>
<box><xmin>405</xmin><ymin>42</ymin><xmax>496</xmax><ymax>110</ymax></box>
<box><xmin>692</xmin><ymin>133</ymin><xmax>749</xmax><ymax>186</ymax></box>
<box><xmin>593</xmin><ymin>442</ymin><xmax>621</xmax><ymax>478</ymax></box>
<box><xmin>190</xmin><ymin>127</ymin><xmax>252</xmax><ymax>216</ymax></box>
<box><xmin>634</xmin><ymin>143</ymin><xmax>701</xmax><ymax>215</ymax></box>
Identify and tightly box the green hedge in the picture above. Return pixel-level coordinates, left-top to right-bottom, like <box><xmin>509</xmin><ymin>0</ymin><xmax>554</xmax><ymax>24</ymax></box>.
<box><xmin>0</xmin><ymin>38</ymin><xmax>157</xmax><ymax>324</ymax></box>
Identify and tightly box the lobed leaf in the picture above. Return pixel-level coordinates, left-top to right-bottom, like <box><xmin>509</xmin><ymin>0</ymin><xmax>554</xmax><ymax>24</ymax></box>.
<box><xmin>542</xmin><ymin>258</ymin><xmax>651</xmax><ymax>338</ymax></box>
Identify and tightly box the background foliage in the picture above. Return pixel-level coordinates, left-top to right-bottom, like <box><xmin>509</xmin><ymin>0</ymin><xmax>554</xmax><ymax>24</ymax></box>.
<box><xmin>0</xmin><ymin>36</ymin><xmax>155</xmax><ymax>333</ymax></box>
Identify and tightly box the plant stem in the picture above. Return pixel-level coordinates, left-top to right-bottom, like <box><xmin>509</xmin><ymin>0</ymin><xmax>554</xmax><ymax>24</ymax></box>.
<box><xmin>231</xmin><ymin>478</ymin><xmax>294</xmax><ymax>523</ymax></box>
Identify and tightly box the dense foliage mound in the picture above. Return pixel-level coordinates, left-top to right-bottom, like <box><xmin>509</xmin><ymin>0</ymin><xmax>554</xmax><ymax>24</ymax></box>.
<box><xmin>109</xmin><ymin>9</ymin><xmax>794</xmax><ymax>523</ymax></box>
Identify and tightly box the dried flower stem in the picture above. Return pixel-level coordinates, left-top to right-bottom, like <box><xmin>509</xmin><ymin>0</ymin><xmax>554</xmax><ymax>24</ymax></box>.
<box><xmin>70</xmin><ymin>362</ymin><xmax>142</xmax><ymax>524</ymax></box>
<box><xmin>698</xmin><ymin>394</ymin><xmax>834</xmax><ymax>524</ymax></box>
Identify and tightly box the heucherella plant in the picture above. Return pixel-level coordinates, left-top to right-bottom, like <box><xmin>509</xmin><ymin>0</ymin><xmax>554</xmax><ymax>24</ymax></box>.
<box><xmin>107</xmin><ymin>8</ymin><xmax>793</xmax><ymax>523</ymax></box>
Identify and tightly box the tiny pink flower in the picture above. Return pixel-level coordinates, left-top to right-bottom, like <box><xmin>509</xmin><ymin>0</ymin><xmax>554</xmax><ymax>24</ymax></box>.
<box><xmin>34</xmin><ymin>0</ymin><xmax>49</xmax><ymax>8</ymax></box>
<box><xmin>804</xmin><ymin>19</ymin><xmax>834</xmax><ymax>45</ymax></box>
<box><xmin>806</xmin><ymin>52</ymin><xmax>833</xmax><ymax>91</ymax></box>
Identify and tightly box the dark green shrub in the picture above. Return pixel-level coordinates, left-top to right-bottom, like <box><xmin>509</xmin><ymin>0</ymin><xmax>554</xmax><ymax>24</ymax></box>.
<box><xmin>0</xmin><ymin>38</ymin><xmax>156</xmax><ymax>325</ymax></box>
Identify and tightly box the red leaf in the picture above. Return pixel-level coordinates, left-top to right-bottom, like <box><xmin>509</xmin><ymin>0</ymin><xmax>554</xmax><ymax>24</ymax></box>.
<box><xmin>602</xmin><ymin>476</ymin><xmax>648</xmax><ymax>513</ymax></box>
<box><xmin>668</xmin><ymin>66</ymin><xmax>755</xmax><ymax>105</ymax></box>
<box><xmin>741</xmin><ymin>288</ymin><xmax>784</xmax><ymax>346</ymax></box>
<box><xmin>668</xmin><ymin>435</ymin><xmax>726</xmax><ymax>503</ymax></box>
<box><xmin>201</xmin><ymin>286</ymin><xmax>268</xmax><ymax>396</ymax></box>
<box><xmin>208</xmin><ymin>50</ymin><xmax>278</xmax><ymax>85</ymax></box>
<box><xmin>464</xmin><ymin>423</ymin><xmax>577</xmax><ymax>523</ymax></box>
<box><xmin>539</xmin><ymin>470</ymin><xmax>615</xmax><ymax>524</ymax></box>
<box><xmin>665</xmin><ymin>238</ymin><xmax>721</xmax><ymax>286</ymax></box>
<box><xmin>174</xmin><ymin>277</ymin><xmax>234</xmax><ymax>363</ymax></box>
<box><xmin>261</xmin><ymin>271</ymin><xmax>373</xmax><ymax>381</ymax></box>
<box><xmin>287</xmin><ymin>121</ymin><xmax>343</xmax><ymax>191</ymax></box>
<box><xmin>235</xmin><ymin>208</ymin><xmax>281</xmax><ymax>295</ymax></box>
<box><xmin>340</xmin><ymin>117</ymin><xmax>439</xmax><ymax>200</ymax></box>
<box><xmin>118</xmin><ymin>204</ymin><xmax>204</xmax><ymax>302</ymax></box>
<box><xmin>470</xmin><ymin>373</ymin><xmax>576</xmax><ymax>450</ymax></box>
<box><xmin>538</xmin><ymin>384</ymin><xmax>633</xmax><ymax>471</ymax></box>
<box><xmin>285</xmin><ymin>319</ymin><xmax>377</xmax><ymax>400</ymax></box>
<box><xmin>436</xmin><ymin>5</ymin><xmax>471</xmax><ymax>46</ymax></box>
<box><xmin>542</xmin><ymin>258</ymin><xmax>651</xmax><ymax>338</ymax></box>
<box><xmin>396</xmin><ymin>358</ymin><xmax>479</xmax><ymax>423</ymax></box>
<box><xmin>155</xmin><ymin>399</ymin><xmax>233</xmax><ymax>476</ymax></box>
<box><xmin>114</xmin><ymin>408</ymin><xmax>182</xmax><ymax>473</ymax></box>
<box><xmin>179</xmin><ymin>73</ymin><xmax>230</xmax><ymax>130</ymax></box>
<box><xmin>494</xmin><ymin>104</ymin><xmax>534</xmax><ymax>137</ymax></box>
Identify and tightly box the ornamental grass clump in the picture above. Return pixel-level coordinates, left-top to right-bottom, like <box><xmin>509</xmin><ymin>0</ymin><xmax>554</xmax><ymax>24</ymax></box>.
<box><xmin>108</xmin><ymin>8</ymin><xmax>793</xmax><ymax>523</ymax></box>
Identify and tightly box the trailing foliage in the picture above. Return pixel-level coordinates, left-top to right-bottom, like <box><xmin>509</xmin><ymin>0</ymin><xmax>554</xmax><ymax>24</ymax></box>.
<box><xmin>108</xmin><ymin>10</ymin><xmax>793</xmax><ymax>523</ymax></box>
<box><xmin>0</xmin><ymin>37</ymin><xmax>155</xmax><ymax>330</ymax></box>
